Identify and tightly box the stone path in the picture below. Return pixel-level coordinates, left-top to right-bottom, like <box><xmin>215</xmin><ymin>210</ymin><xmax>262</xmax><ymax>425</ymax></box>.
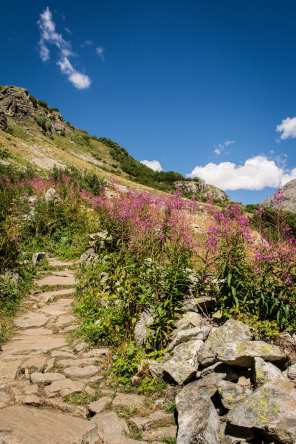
<box><xmin>0</xmin><ymin>257</ymin><xmax>176</xmax><ymax>444</ymax></box>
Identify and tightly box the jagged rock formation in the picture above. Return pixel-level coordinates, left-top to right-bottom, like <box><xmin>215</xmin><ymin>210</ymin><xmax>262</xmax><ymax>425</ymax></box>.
<box><xmin>0</xmin><ymin>85</ymin><xmax>67</xmax><ymax>135</ymax></box>
<box><xmin>264</xmin><ymin>179</ymin><xmax>296</xmax><ymax>213</ymax></box>
<box><xmin>175</xmin><ymin>180</ymin><xmax>228</xmax><ymax>201</ymax></box>
<box><xmin>0</xmin><ymin>110</ymin><xmax>8</xmax><ymax>131</ymax></box>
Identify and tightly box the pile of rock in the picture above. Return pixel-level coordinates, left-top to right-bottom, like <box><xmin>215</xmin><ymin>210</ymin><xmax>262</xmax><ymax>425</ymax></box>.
<box><xmin>136</xmin><ymin>310</ymin><xmax>296</xmax><ymax>443</ymax></box>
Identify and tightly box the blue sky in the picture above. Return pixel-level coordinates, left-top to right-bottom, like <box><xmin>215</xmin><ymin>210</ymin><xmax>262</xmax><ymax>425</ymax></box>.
<box><xmin>1</xmin><ymin>0</ymin><xmax>296</xmax><ymax>204</ymax></box>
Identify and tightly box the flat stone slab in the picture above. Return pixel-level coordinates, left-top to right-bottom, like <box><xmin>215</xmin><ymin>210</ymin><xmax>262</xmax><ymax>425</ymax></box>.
<box><xmin>112</xmin><ymin>393</ymin><xmax>146</xmax><ymax>409</ymax></box>
<box><xmin>0</xmin><ymin>360</ymin><xmax>21</xmax><ymax>384</ymax></box>
<box><xmin>0</xmin><ymin>406</ymin><xmax>99</xmax><ymax>444</ymax></box>
<box><xmin>14</xmin><ymin>313</ymin><xmax>49</xmax><ymax>328</ymax></box>
<box><xmin>142</xmin><ymin>425</ymin><xmax>177</xmax><ymax>440</ymax></box>
<box><xmin>48</xmin><ymin>259</ymin><xmax>74</xmax><ymax>267</ymax></box>
<box><xmin>36</xmin><ymin>275</ymin><xmax>76</xmax><ymax>286</ymax></box>
<box><xmin>40</xmin><ymin>305</ymin><xmax>70</xmax><ymax>316</ymax></box>
<box><xmin>1</xmin><ymin>334</ymin><xmax>67</xmax><ymax>356</ymax></box>
<box><xmin>52</xmin><ymin>270</ymin><xmax>75</xmax><ymax>277</ymax></box>
<box><xmin>57</xmin><ymin>358</ymin><xmax>98</xmax><ymax>367</ymax></box>
<box><xmin>82</xmin><ymin>348</ymin><xmax>110</xmax><ymax>358</ymax></box>
<box><xmin>63</xmin><ymin>365</ymin><xmax>98</xmax><ymax>378</ymax></box>
<box><xmin>30</xmin><ymin>372</ymin><xmax>66</xmax><ymax>384</ymax></box>
<box><xmin>92</xmin><ymin>411</ymin><xmax>146</xmax><ymax>444</ymax></box>
<box><xmin>36</xmin><ymin>288</ymin><xmax>75</xmax><ymax>303</ymax></box>
<box><xmin>49</xmin><ymin>315</ymin><xmax>77</xmax><ymax>327</ymax></box>
<box><xmin>51</xmin><ymin>350</ymin><xmax>76</xmax><ymax>358</ymax></box>
<box><xmin>21</xmin><ymin>356</ymin><xmax>47</xmax><ymax>372</ymax></box>
<box><xmin>44</xmin><ymin>379</ymin><xmax>85</xmax><ymax>398</ymax></box>
<box><xmin>20</xmin><ymin>328</ymin><xmax>53</xmax><ymax>336</ymax></box>
<box><xmin>88</xmin><ymin>396</ymin><xmax>112</xmax><ymax>414</ymax></box>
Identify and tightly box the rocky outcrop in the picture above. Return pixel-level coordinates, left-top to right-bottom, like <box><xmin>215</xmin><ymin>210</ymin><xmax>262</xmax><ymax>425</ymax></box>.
<box><xmin>175</xmin><ymin>180</ymin><xmax>229</xmax><ymax>201</ymax></box>
<box><xmin>0</xmin><ymin>85</ymin><xmax>67</xmax><ymax>135</ymax></box>
<box><xmin>0</xmin><ymin>110</ymin><xmax>7</xmax><ymax>131</ymax></box>
<box><xmin>198</xmin><ymin>319</ymin><xmax>254</xmax><ymax>367</ymax></box>
<box><xmin>0</xmin><ymin>85</ymin><xmax>35</xmax><ymax>118</ymax></box>
<box><xmin>264</xmin><ymin>179</ymin><xmax>296</xmax><ymax>213</ymax></box>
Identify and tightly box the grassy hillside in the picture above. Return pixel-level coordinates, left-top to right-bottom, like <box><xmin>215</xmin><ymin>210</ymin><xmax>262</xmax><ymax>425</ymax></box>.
<box><xmin>0</xmin><ymin>85</ymin><xmax>228</xmax><ymax>202</ymax></box>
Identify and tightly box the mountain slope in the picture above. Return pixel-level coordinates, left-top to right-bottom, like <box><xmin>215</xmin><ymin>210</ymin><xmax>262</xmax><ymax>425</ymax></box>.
<box><xmin>0</xmin><ymin>85</ymin><xmax>228</xmax><ymax>201</ymax></box>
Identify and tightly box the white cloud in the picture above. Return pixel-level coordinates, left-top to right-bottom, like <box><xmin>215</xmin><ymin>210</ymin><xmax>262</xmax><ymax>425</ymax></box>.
<box><xmin>96</xmin><ymin>46</ymin><xmax>105</xmax><ymax>62</ymax></box>
<box><xmin>214</xmin><ymin>140</ymin><xmax>235</xmax><ymax>155</ymax></box>
<box><xmin>140</xmin><ymin>160</ymin><xmax>163</xmax><ymax>172</ymax></box>
<box><xmin>188</xmin><ymin>155</ymin><xmax>296</xmax><ymax>190</ymax></box>
<box><xmin>64</xmin><ymin>27</ymin><xmax>72</xmax><ymax>35</ymax></box>
<box><xmin>276</xmin><ymin>117</ymin><xmax>296</xmax><ymax>140</ymax></box>
<box><xmin>225</xmin><ymin>140</ymin><xmax>235</xmax><ymax>147</ymax></box>
<box><xmin>57</xmin><ymin>57</ymin><xmax>91</xmax><ymax>89</ymax></box>
<box><xmin>37</xmin><ymin>7</ymin><xmax>91</xmax><ymax>89</ymax></box>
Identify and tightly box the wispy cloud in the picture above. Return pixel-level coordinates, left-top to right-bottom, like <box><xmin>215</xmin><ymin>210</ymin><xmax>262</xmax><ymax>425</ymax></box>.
<box><xmin>96</xmin><ymin>46</ymin><xmax>105</xmax><ymax>62</ymax></box>
<box><xmin>37</xmin><ymin>7</ymin><xmax>91</xmax><ymax>89</ymax></box>
<box><xmin>187</xmin><ymin>155</ymin><xmax>296</xmax><ymax>190</ymax></box>
<box><xmin>140</xmin><ymin>160</ymin><xmax>163</xmax><ymax>172</ymax></box>
<box><xmin>276</xmin><ymin>117</ymin><xmax>296</xmax><ymax>140</ymax></box>
<box><xmin>64</xmin><ymin>27</ymin><xmax>72</xmax><ymax>35</ymax></box>
<box><xmin>214</xmin><ymin>140</ymin><xmax>235</xmax><ymax>155</ymax></box>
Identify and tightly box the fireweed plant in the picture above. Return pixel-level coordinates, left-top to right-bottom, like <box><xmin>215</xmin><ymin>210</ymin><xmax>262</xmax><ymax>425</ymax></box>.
<box><xmin>1</xmin><ymin>164</ymin><xmax>296</xmax><ymax>380</ymax></box>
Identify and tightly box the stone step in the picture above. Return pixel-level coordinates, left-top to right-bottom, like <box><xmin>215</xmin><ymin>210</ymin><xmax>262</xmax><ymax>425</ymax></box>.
<box><xmin>0</xmin><ymin>406</ymin><xmax>99</xmax><ymax>444</ymax></box>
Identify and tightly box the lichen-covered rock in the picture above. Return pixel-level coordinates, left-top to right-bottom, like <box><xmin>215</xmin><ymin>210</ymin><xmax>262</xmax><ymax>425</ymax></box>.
<box><xmin>253</xmin><ymin>357</ymin><xmax>286</xmax><ymax>387</ymax></box>
<box><xmin>176</xmin><ymin>375</ymin><xmax>221</xmax><ymax>444</ymax></box>
<box><xmin>163</xmin><ymin>339</ymin><xmax>204</xmax><ymax>385</ymax></box>
<box><xmin>218</xmin><ymin>380</ymin><xmax>252</xmax><ymax>409</ymax></box>
<box><xmin>216</xmin><ymin>340</ymin><xmax>286</xmax><ymax>367</ymax></box>
<box><xmin>167</xmin><ymin>325</ymin><xmax>211</xmax><ymax>352</ymax></box>
<box><xmin>134</xmin><ymin>310</ymin><xmax>154</xmax><ymax>345</ymax></box>
<box><xmin>262</xmin><ymin>419</ymin><xmax>296</xmax><ymax>444</ymax></box>
<box><xmin>173</xmin><ymin>312</ymin><xmax>205</xmax><ymax>336</ymax></box>
<box><xmin>198</xmin><ymin>319</ymin><xmax>254</xmax><ymax>368</ymax></box>
<box><xmin>228</xmin><ymin>379</ymin><xmax>296</xmax><ymax>442</ymax></box>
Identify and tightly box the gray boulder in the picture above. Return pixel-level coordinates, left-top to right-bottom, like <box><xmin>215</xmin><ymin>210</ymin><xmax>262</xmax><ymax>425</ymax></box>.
<box><xmin>134</xmin><ymin>310</ymin><xmax>154</xmax><ymax>345</ymax></box>
<box><xmin>176</xmin><ymin>374</ymin><xmax>221</xmax><ymax>444</ymax></box>
<box><xmin>253</xmin><ymin>357</ymin><xmax>286</xmax><ymax>387</ymax></box>
<box><xmin>167</xmin><ymin>325</ymin><xmax>211</xmax><ymax>352</ymax></box>
<box><xmin>163</xmin><ymin>339</ymin><xmax>204</xmax><ymax>385</ymax></box>
<box><xmin>228</xmin><ymin>378</ymin><xmax>296</xmax><ymax>442</ymax></box>
<box><xmin>198</xmin><ymin>319</ymin><xmax>254</xmax><ymax>368</ymax></box>
<box><xmin>32</xmin><ymin>252</ymin><xmax>46</xmax><ymax>266</ymax></box>
<box><xmin>216</xmin><ymin>340</ymin><xmax>286</xmax><ymax>367</ymax></box>
<box><xmin>173</xmin><ymin>312</ymin><xmax>205</xmax><ymax>337</ymax></box>
<box><xmin>218</xmin><ymin>380</ymin><xmax>252</xmax><ymax>409</ymax></box>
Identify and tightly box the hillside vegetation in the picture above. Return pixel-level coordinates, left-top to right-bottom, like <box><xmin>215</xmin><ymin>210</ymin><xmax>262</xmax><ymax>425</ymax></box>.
<box><xmin>0</xmin><ymin>85</ymin><xmax>228</xmax><ymax>203</ymax></box>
